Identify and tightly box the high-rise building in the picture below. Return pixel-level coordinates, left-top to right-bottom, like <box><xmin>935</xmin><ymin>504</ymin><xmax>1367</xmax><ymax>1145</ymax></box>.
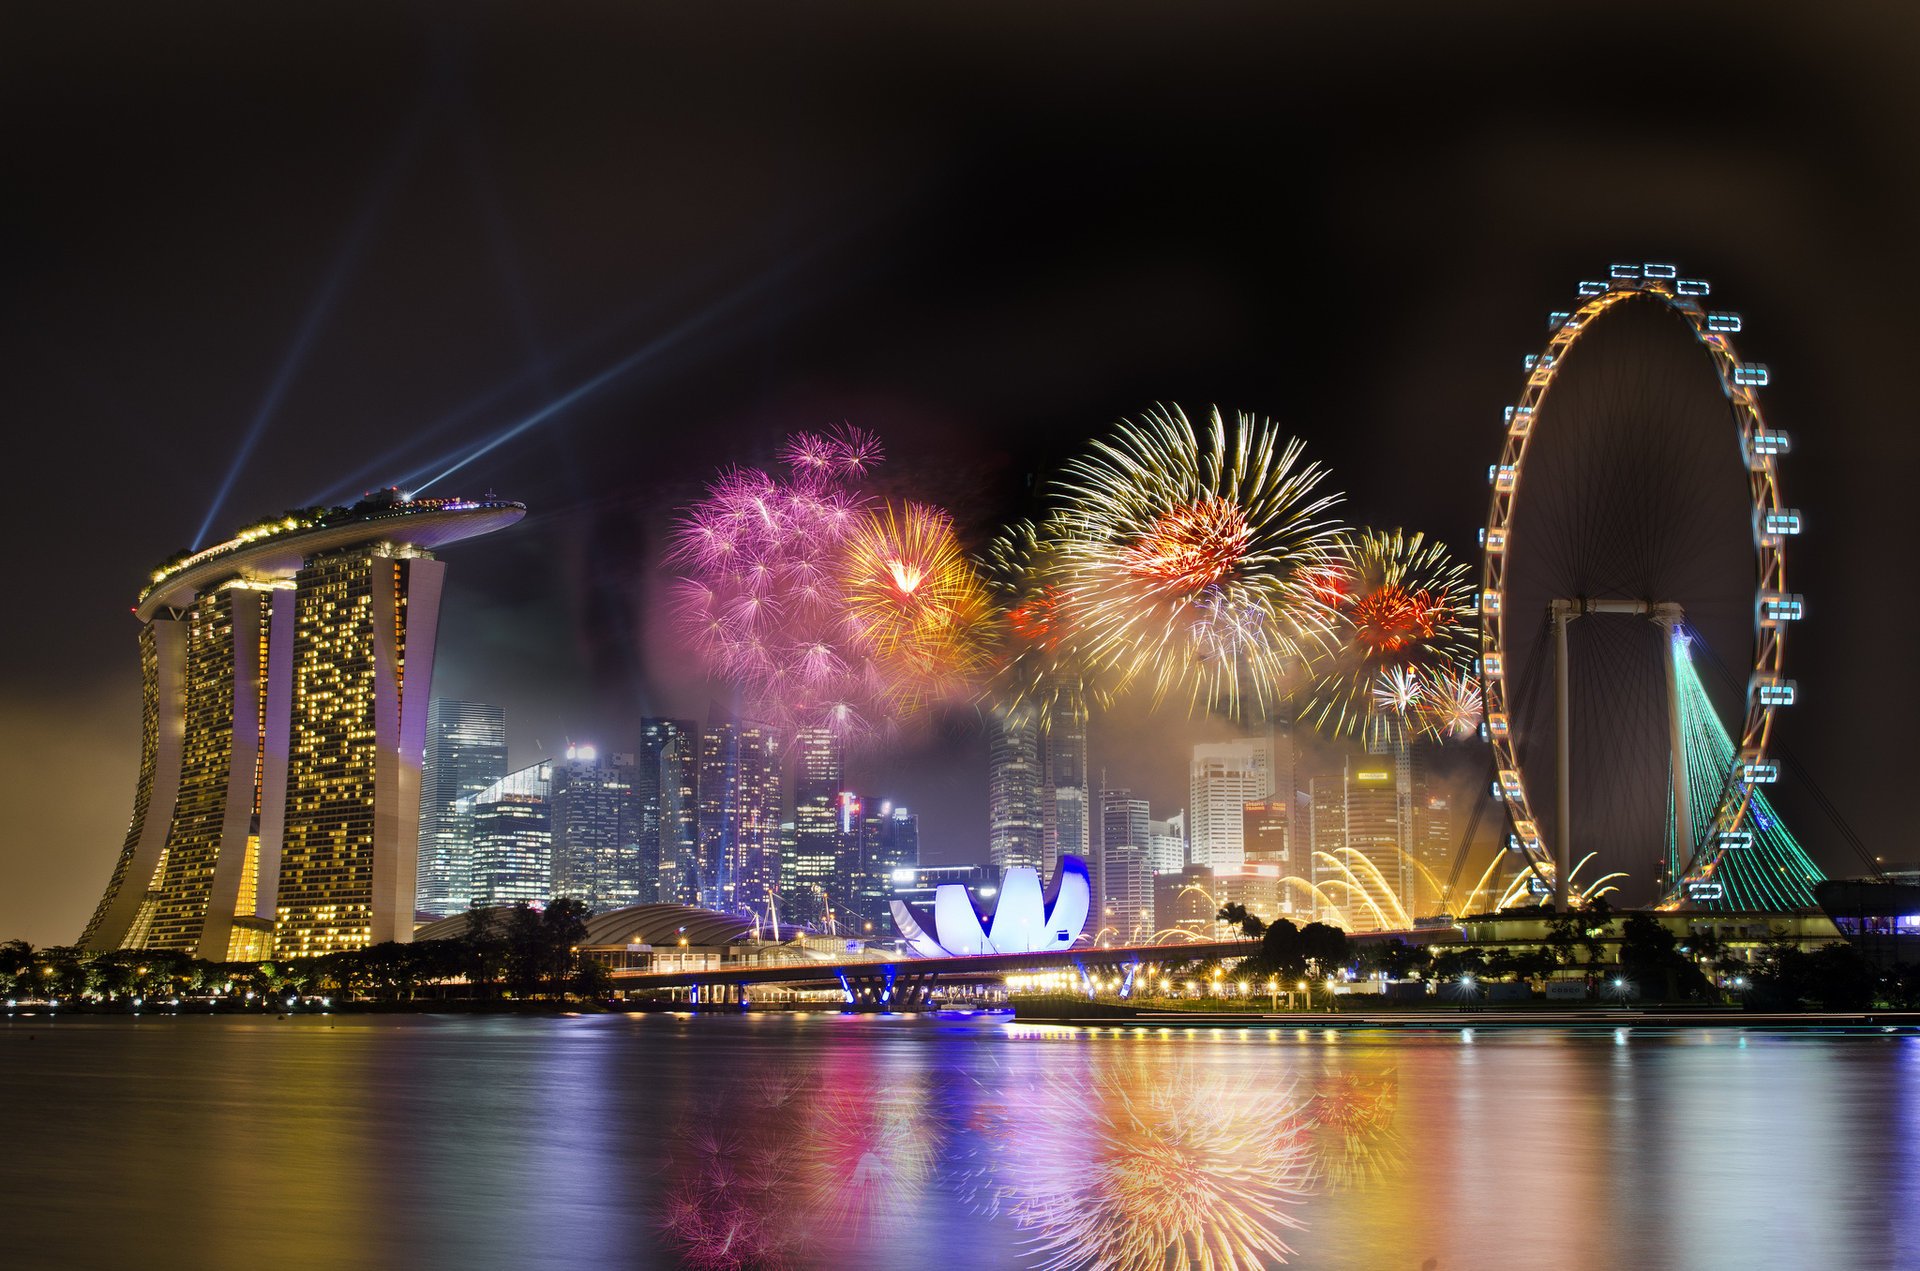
<box><xmin>1242</xmin><ymin>799</ymin><xmax>1290</xmax><ymax>866</ymax></box>
<box><xmin>1097</xmin><ymin>787</ymin><xmax>1151</xmax><ymax>931</ymax></box>
<box><xmin>1154</xmin><ymin>864</ymin><xmax>1215</xmax><ymax>938</ymax></box>
<box><xmin>551</xmin><ymin>745</ymin><xmax>641</xmax><ymax>911</ymax></box>
<box><xmin>1041</xmin><ymin>689</ymin><xmax>1089</xmax><ymax>876</ymax></box>
<box><xmin>416</xmin><ymin>700</ymin><xmax>507</xmax><ymax>919</ymax></box>
<box><xmin>1148</xmin><ymin>811</ymin><xmax>1187</xmax><ymax>875</ymax></box>
<box><xmin>698</xmin><ymin>716</ymin><xmax>782</xmax><ymax>916</ymax></box>
<box><xmin>1189</xmin><ymin>740</ymin><xmax>1263</xmax><ymax>870</ymax></box>
<box><xmin>855</xmin><ymin>801</ymin><xmax>919</xmax><ymax>933</ymax></box>
<box><xmin>1344</xmin><ymin>753</ymin><xmax>1402</xmax><ymax>932</ymax></box>
<box><xmin>81</xmin><ymin>494</ymin><xmax>524</xmax><ymax>960</ymax></box>
<box><xmin>988</xmin><ymin>706</ymin><xmax>1044</xmax><ymax>873</ymax></box>
<box><xmin>830</xmin><ymin>790</ymin><xmax>867</xmax><ymax>933</ymax></box>
<box><xmin>1309</xmin><ymin>773</ymin><xmax>1347</xmax><ymax>926</ymax></box>
<box><xmin>1414</xmin><ymin>788</ymin><xmax>1454</xmax><ymax>917</ymax></box>
<box><xmin>640</xmin><ymin>718</ymin><xmax>699</xmax><ymax>906</ymax></box>
<box><xmin>468</xmin><ymin>761</ymin><xmax>553</xmax><ymax>906</ymax></box>
<box><xmin>790</xmin><ymin>727</ymin><xmax>844</xmax><ymax>924</ymax></box>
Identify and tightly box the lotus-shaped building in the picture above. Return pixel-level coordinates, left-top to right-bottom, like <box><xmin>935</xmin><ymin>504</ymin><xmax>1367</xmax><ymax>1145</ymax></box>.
<box><xmin>890</xmin><ymin>856</ymin><xmax>1091</xmax><ymax>957</ymax></box>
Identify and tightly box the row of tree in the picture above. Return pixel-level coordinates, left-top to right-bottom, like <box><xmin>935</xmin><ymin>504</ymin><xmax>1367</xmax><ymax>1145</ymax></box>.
<box><xmin>2</xmin><ymin>900</ymin><xmax>608</xmax><ymax>1007</ymax></box>
<box><xmin>1212</xmin><ymin>898</ymin><xmax>1920</xmax><ymax>1009</ymax></box>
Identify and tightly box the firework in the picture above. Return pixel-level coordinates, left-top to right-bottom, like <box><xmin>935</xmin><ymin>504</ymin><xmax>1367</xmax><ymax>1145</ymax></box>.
<box><xmin>837</xmin><ymin>501</ymin><xmax>995</xmax><ymax>716</ymax></box>
<box><xmin>1299</xmin><ymin>528</ymin><xmax>1473</xmax><ymax>737</ymax></box>
<box><xmin>1028</xmin><ymin>405</ymin><xmax>1345</xmax><ymax>719</ymax></box>
<box><xmin>1303</xmin><ymin>1072</ymin><xmax>1404</xmax><ymax>1192</ymax></box>
<box><xmin>670</xmin><ymin>427</ymin><xmax>990</xmax><ymax>738</ymax></box>
<box><xmin>992</xmin><ymin>1055</ymin><xmax>1315</xmax><ymax>1270</ymax></box>
<box><xmin>1417</xmin><ymin>666</ymin><xmax>1483</xmax><ymax>741</ymax></box>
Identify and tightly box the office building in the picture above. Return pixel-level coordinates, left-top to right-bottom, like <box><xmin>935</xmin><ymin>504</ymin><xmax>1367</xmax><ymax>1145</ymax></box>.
<box><xmin>468</xmin><ymin>760</ymin><xmax>554</xmax><ymax>907</ymax></box>
<box><xmin>1041</xmin><ymin>688</ymin><xmax>1090</xmax><ymax>877</ymax></box>
<box><xmin>1189</xmin><ymin>740</ymin><xmax>1263</xmax><ymax>870</ymax></box>
<box><xmin>698</xmin><ymin>716</ymin><xmax>782</xmax><ymax>916</ymax></box>
<box><xmin>1148</xmin><ymin>811</ymin><xmax>1187</xmax><ymax>874</ymax></box>
<box><xmin>551</xmin><ymin>745</ymin><xmax>642</xmax><ymax>911</ymax></box>
<box><xmin>790</xmin><ymin>727</ymin><xmax>844</xmax><ymax>923</ymax></box>
<box><xmin>640</xmin><ymin>717</ymin><xmax>699</xmax><ymax>906</ymax></box>
<box><xmin>988</xmin><ymin>706</ymin><xmax>1044</xmax><ymax>873</ymax></box>
<box><xmin>416</xmin><ymin>700</ymin><xmax>507</xmax><ymax>919</ymax></box>
<box><xmin>855</xmin><ymin>801</ymin><xmax>920</xmax><ymax>932</ymax></box>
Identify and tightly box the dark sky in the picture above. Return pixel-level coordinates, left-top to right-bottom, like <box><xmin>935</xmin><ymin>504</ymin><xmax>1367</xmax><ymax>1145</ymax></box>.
<box><xmin>4</xmin><ymin>3</ymin><xmax>1916</xmax><ymax>945</ymax></box>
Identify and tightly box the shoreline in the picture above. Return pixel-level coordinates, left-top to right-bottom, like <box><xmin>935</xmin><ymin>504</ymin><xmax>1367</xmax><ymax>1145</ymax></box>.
<box><xmin>1010</xmin><ymin>1002</ymin><xmax>1920</xmax><ymax>1030</ymax></box>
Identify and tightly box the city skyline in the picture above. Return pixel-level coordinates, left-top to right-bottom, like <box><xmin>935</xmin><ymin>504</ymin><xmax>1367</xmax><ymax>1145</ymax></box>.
<box><xmin>6</xmin><ymin>6</ymin><xmax>1916</xmax><ymax>947</ymax></box>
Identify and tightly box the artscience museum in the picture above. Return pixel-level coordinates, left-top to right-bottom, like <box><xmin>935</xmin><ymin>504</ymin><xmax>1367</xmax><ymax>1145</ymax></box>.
<box><xmin>890</xmin><ymin>856</ymin><xmax>1092</xmax><ymax>957</ymax></box>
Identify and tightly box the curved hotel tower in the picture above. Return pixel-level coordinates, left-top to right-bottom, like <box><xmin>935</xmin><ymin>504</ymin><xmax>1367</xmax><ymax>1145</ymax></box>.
<box><xmin>81</xmin><ymin>493</ymin><xmax>525</xmax><ymax>961</ymax></box>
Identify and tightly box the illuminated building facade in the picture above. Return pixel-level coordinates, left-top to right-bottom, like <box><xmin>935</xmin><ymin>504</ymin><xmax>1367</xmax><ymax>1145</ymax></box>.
<box><xmin>1147</xmin><ymin>811</ymin><xmax>1186</xmax><ymax>875</ymax></box>
<box><xmin>551</xmin><ymin>745</ymin><xmax>643</xmax><ymax>911</ymax></box>
<box><xmin>81</xmin><ymin>495</ymin><xmax>523</xmax><ymax>959</ymax></box>
<box><xmin>1189</xmin><ymin>740</ymin><xmax>1263</xmax><ymax>870</ymax></box>
<box><xmin>790</xmin><ymin>726</ymin><xmax>843</xmax><ymax>924</ymax></box>
<box><xmin>639</xmin><ymin>717</ymin><xmax>699</xmax><ymax>906</ymax></box>
<box><xmin>1041</xmin><ymin>687</ymin><xmax>1089</xmax><ymax>877</ymax></box>
<box><xmin>1341</xmin><ymin>754</ymin><xmax>1401</xmax><ymax>932</ymax></box>
<box><xmin>416</xmin><ymin>699</ymin><xmax>506</xmax><ymax>919</ymax></box>
<box><xmin>468</xmin><ymin>761</ymin><xmax>553</xmax><ymax>906</ymax></box>
<box><xmin>1098</xmin><ymin>788</ymin><xmax>1150</xmax><ymax>933</ymax></box>
<box><xmin>697</xmin><ymin>716</ymin><xmax>782</xmax><ymax>916</ymax></box>
<box><xmin>854</xmin><ymin>801</ymin><xmax>919</xmax><ymax>933</ymax></box>
<box><xmin>987</xmin><ymin>705</ymin><xmax>1044</xmax><ymax>873</ymax></box>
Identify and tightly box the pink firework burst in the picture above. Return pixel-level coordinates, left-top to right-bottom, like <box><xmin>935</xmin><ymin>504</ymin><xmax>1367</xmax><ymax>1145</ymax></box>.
<box><xmin>672</xmin><ymin>427</ymin><xmax>981</xmax><ymax>740</ymax></box>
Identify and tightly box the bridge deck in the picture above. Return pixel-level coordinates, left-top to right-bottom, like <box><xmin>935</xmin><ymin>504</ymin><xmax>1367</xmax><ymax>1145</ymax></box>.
<box><xmin>608</xmin><ymin>939</ymin><xmax>1265</xmax><ymax>990</ymax></box>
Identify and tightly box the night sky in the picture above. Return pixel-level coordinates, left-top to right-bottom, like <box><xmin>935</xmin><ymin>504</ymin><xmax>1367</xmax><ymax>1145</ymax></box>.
<box><xmin>5</xmin><ymin>4</ymin><xmax>1916</xmax><ymax>945</ymax></box>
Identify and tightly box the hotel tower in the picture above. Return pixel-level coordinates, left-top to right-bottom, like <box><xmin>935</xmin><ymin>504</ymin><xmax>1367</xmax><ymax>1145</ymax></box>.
<box><xmin>80</xmin><ymin>492</ymin><xmax>524</xmax><ymax>961</ymax></box>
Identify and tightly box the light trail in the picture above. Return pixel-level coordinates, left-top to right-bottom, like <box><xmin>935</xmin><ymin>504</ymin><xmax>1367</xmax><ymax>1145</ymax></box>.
<box><xmin>194</xmin><ymin>101</ymin><xmax>435</xmax><ymax>546</ymax></box>
<box><xmin>406</xmin><ymin>247</ymin><xmax>822</xmax><ymax>497</ymax></box>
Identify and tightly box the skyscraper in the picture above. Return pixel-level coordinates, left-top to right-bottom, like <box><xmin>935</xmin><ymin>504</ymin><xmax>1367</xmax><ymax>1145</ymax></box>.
<box><xmin>790</xmin><ymin>727</ymin><xmax>844</xmax><ymax>924</ymax></box>
<box><xmin>988</xmin><ymin>706</ymin><xmax>1044</xmax><ymax>873</ymax></box>
<box><xmin>1242</xmin><ymin>798</ymin><xmax>1290</xmax><ymax>867</ymax></box>
<box><xmin>1147</xmin><ymin>811</ymin><xmax>1187</xmax><ymax>875</ymax></box>
<box><xmin>416</xmin><ymin>700</ymin><xmax>507</xmax><ymax>919</ymax></box>
<box><xmin>639</xmin><ymin>717</ymin><xmax>699</xmax><ymax>906</ymax></box>
<box><xmin>1309</xmin><ymin>773</ymin><xmax>1346</xmax><ymax>926</ymax></box>
<box><xmin>856</xmin><ymin>801</ymin><xmax>919</xmax><ymax>934</ymax></box>
<box><xmin>1344</xmin><ymin>752</ymin><xmax>1401</xmax><ymax>931</ymax></box>
<box><xmin>468</xmin><ymin>760</ymin><xmax>553</xmax><ymax>906</ymax></box>
<box><xmin>1041</xmin><ymin>688</ymin><xmax>1089</xmax><ymax>876</ymax></box>
<box><xmin>698</xmin><ymin>716</ymin><xmax>782</xmax><ymax>915</ymax></box>
<box><xmin>551</xmin><ymin>745</ymin><xmax>642</xmax><ymax>911</ymax></box>
<box><xmin>82</xmin><ymin>494</ymin><xmax>524</xmax><ymax>960</ymax></box>
<box><xmin>1097</xmin><ymin>787</ymin><xmax>1153</xmax><ymax>943</ymax></box>
<box><xmin>1189</xmin><ymin>740</ymin><xmax>1263</xmax><ymax>870</ymax></box>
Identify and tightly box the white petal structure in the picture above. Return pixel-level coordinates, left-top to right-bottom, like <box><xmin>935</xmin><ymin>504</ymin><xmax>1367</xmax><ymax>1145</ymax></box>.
<box><xmin>889</xmin><ymin>856</ymin><xmax>1092</xmax><ymax>957</ymax></box>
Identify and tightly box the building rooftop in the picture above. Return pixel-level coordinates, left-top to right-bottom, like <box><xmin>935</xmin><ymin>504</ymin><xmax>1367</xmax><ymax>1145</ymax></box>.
<box><xmin>137</xmin><ymin>492</ymin><xmax>525</xmax><ymax>621</ymax></box>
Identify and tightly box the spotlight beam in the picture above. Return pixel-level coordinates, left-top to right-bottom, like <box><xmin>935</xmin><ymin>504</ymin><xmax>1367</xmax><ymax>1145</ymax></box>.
<box><xmin>193</xmin><ymin>102</ymin><xmax>435</xmax><ymax>547</ymax></box>
<box><xmin>407</xmin><ymin>249</ymin><xmax>822</xmax><ymax>496</ymax></box>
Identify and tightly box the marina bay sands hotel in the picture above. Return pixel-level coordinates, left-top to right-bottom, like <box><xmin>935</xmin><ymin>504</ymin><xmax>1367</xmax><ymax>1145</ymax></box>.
<box><xmin>81</xmin><ymin>492</ymin><xmax>524</xmax><ymax>961</ymax></box>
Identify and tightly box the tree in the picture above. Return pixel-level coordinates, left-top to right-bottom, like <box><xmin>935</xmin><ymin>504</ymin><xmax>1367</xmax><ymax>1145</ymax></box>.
<box><xmin>1619</xmin><ymin>912</ymin><xmax>1712</xmax><ymax>1002</ymax></box>
<box><xmin>1217</xmin><ymin>903</ymin><xmax>1267</xmax><ymax>939</ymax></box>
<box><xmin>1359</xmin><ymin>938</ymin><xmax>1430</xmax><ymax>981</ymax></box>
<box><xmin>1299</xmin><ymin>922</ymin><xmax>1350</xmax><ymax>977</ymax></box>
<box><xmin>1578</xmin><ymin>896</ymin><xmax>1615</xmax><ymax>965</ymax></box>
<box><xmin>1250</xmin><ymin>918</ymin><xmax>1306</xmax><ymax>982</ymax></box>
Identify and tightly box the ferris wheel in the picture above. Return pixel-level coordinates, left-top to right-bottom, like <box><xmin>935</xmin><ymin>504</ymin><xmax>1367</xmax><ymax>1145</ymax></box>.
<box><xmin>1477</xmin><ymin>263</ymin><xmax>1814</xmax><ymax>911</ymax></box>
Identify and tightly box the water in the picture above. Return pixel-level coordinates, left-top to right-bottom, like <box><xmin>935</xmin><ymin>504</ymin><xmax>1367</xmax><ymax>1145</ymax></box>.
<box><xmin>3</xmin><ymin>1012</ymin><xmax>1916</xmax><ymax>1270</ymax></box>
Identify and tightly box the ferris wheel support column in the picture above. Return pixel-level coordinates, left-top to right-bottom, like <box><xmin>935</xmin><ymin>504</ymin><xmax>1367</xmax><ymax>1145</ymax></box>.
<box><xmin>1652</xmin><ymin>603</ymin><xmax>1691</xmax><ymax>891</ymax></box>
<box><xmin>1551</xmin><ymin>599</ymin><xmax>1576</xmax><ymax>910</ymax></box>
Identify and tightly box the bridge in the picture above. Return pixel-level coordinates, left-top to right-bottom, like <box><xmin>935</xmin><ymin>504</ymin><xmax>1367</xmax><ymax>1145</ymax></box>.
<box><xmin>609</xmin><ymin>928</ymin><xmax>1450</xmax><ymax>1009</ymax></box>
<box><xmin>610</xmin><ymin>938</ymin><xmax>1267</xmax><ymax>1008</ymax></box>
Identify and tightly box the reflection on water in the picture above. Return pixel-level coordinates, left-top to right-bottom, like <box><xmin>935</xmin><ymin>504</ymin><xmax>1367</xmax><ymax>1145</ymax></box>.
<box><xmin>2</xmin><ymin>1013</ymin><xmax>1917</xmax><ymax>1270</ymax></box>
